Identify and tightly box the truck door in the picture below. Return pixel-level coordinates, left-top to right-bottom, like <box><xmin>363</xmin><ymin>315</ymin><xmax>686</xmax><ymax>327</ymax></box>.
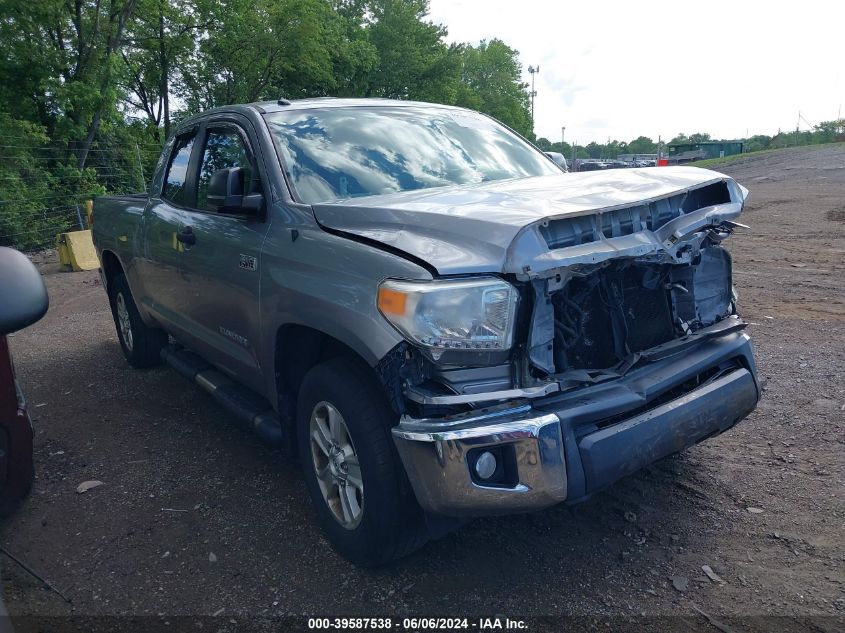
<box><xmin>140</xmin><ymin>130</ymin><xmax>200</xmax><ymax>336</ymax></box>
<box><xmin>173</xmin><ymin>119</ymin><xmax>270</xmax><ymax>390</ymax></box>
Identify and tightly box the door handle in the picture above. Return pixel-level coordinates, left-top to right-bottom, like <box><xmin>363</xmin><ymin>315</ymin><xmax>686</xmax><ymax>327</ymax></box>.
<box><xmin>176</xmin><ymin>226</ymin><xmax>196</xmax><ymax>246</ymax></box>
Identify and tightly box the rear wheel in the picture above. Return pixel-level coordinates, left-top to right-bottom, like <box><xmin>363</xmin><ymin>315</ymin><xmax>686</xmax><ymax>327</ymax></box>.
<box><xmin>297</xmin><ymin>356</ymin><xmax>428</xmax><ymax>566</ymax></box>
<box><xmin>108</xmin><ymin>273</ymin><xmax>167</xmax><ymax>368</ymax></box>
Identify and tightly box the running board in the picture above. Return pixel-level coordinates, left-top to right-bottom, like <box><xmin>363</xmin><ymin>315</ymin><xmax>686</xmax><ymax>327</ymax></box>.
<box><xmin>160</xmin><ymin>345</ymin><xmax>283</xmax><ymax>446</ymax></box>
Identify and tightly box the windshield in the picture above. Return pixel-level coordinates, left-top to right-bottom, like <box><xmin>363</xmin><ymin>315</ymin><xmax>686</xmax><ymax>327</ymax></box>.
<box><xmin>264</xmin><ymin>106</ymin><xmax>560</xmax><ymax>204</ymax></box>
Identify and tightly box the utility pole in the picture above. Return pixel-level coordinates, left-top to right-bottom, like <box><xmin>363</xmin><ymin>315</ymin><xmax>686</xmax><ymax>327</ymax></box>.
<box><xmin>561</xmin><ymin>126</ymin><xmax>566</xmax><ymax>148</ymax></box>
<box><xmin>528</xmin><ymin>65</ymin><xmax>539</xmax><ymax>126</ymax></box>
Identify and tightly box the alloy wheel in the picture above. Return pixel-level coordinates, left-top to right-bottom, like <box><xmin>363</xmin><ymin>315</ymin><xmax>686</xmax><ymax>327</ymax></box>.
<box><xmin>116</xmin><ymin>292</ymin><xmax>133</xmax><ymax>352</ymax></box>
<box><xmin>309</xmin><ymin>401</ymin><xmax>364</xmax><ymax>529</ymax></box>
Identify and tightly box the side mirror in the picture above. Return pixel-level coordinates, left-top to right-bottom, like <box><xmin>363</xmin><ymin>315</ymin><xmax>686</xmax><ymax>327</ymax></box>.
<box><xmin>544</xmin><ymin>152</ymin><xmax>569</xmax><ymax>172</ymax></box>
<box><xmin>207</xmin><ymin>167</ymin><xmax>263</xmax><ymax>215</ymax></box>
<box><xmin>0</xmin><ymin>248</ymin><xmax>49</xmax><ymax>336</ymax></box>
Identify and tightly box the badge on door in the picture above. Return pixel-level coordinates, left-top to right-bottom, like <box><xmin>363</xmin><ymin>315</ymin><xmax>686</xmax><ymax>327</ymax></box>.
<box><xmin>239</xmin><ymin>254</ymin><xmax>257</xmax><ymax>271</ymax></box>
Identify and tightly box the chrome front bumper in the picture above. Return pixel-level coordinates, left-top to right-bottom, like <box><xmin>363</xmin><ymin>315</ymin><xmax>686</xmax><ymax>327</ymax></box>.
<box><xmin>392</xmin><ymin>332</ymin><xmax>760</xmax><ymax>517</ymax></box>
<box><xmin>392</xmin><ymin>406</ymin><xmax>567</xmax><ymax>516</ymax></box>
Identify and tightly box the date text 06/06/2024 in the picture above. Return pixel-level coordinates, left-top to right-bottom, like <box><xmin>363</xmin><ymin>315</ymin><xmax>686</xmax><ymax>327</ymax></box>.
<box><xmin>306</xmin><ymin>617</ymin><xmax>528</xmax><ymax>630</ymax></box>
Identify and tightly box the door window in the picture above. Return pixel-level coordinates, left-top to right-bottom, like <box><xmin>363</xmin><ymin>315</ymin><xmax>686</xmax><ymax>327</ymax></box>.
<box><xmin>196</xmin><ymin>128</ymin><xmax>259</xmax><ymax>212</ymax></box>
<box><xmin>162</xmin><ymin>133</ymin><xmax>195</xmax><ymax>204</ymax></box>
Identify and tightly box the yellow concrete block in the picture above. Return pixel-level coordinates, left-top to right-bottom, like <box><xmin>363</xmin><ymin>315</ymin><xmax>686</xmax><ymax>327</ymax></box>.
<box><xmin>55</xmin><ymin>230</ymin><xmax>99</xmax><ymax>272</ymax></box>
<box><xmin>57</xmin><ymin>238</ymin><xmax>72</xmax><ymax>267</ymax></box>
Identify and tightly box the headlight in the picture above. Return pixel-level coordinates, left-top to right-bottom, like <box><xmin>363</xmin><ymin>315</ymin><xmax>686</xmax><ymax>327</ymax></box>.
<box><xmin>377</xmin><ymin>278</ymin><xmax>518</xmax><ymax>351</ymax></box>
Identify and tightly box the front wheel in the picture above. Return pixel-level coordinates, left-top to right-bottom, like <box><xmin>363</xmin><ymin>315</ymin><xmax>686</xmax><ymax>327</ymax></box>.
<box><xmin>297</xmin><ymin>356</ymin><xmax>428</xmax><ymax>566</ymax></box>
<box><xmin>108</xmin><ymin>273</ymin><xmax>168</xmax><ymax>368</ymax></box>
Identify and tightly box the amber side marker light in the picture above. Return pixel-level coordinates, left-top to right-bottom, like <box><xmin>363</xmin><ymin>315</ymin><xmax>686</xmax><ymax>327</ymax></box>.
<box><xmin>377</xmin><ymin>287</ymin><xmax>407</xmax><ymax>316</ymax></box>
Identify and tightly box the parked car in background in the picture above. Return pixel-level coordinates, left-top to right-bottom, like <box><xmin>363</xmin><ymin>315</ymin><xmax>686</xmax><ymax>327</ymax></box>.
<box><xmin>0</xmin><ymin>248</ymin><xmax>49</xmax><ymax>516</ymax></box>
<box><xmin>577</xmin><ymin>160</ymin><xmax>604</xmax><ymax>171</ymax></box>
<box><xmin>92</xmin><ymin>98</ymin><xmax>759</xmax><ymax>566</ymax></box>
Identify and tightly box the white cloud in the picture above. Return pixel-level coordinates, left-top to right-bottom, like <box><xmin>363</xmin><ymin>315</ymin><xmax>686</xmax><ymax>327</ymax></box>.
<box><xmin>428</xmin><ymin>0</ymin><xmax>845</xmax><ymax>144</ymax></box>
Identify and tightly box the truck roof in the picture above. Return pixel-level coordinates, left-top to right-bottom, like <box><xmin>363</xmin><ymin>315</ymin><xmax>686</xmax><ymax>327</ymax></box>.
<box><xmin>177</xmin><ymin>97</ymin><xmax>470</xmax><ymax>128</ymax></box>
<box><xmin>257</xmin><ymin>97</ymin><xmax>467</xmax><ymax>113</ymax></box>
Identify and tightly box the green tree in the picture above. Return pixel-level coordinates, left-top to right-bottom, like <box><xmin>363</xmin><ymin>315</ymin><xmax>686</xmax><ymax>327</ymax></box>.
<box><xmin>669</xmin><ymin>132</ymin><xmax>711</xmax><ymax>145</ymax></box>
<box><xmin>181</xmin><ymin>0</ymin><xmax>348</xmax><ymax>110</ymax></box>
<box><xmin>606</xmin><ymin>139</ymin><xmax>626</xmax><ymax>158</ymax></box>
<box><xmin>744</xmin><ymin>134</ymin><xmax>772</xmax><ymax>153</ymax></box>
<box><xmin>627</xmin><ymin>136</ymin><xmax>656</xmax><ymax>154</ymax></box>
<box><xmin>455</xmin><ymin>39</ymin><xmax>532</xmax><ymax>138</ymax></box>
<box><xmin>0</xmin><ymin>0</ymin><xmax>562</xmax><ymax>249</ymax></box>
<box><xmin>0</xmin><ymin>0</ymin><xmax>139</xmax><ymax>167</ymax></box>
<box><xmin>585</xmin><ymin>142</ymin><xmax>603</xmax><ymax>158</ymax></box>
<box><xmin>540</xmin><ymin>140</ymin><xmax>573</xmax><ymax>155</ymax></box>
<box><xmin>329</xmin><ymin>0</ymin><xmax>379</xmax><ymax>97</ymax></box>
<box><xmin>364</xmin><ymin>0</ymin><xmax>455</xmax><ymax>102</ymax></box>
<box><xmin>813</xmin><ymin>119</ymin><xmax>845</xmax><ymax>143</ymax></box>
<box><xmin>120</xmin><ymin>0</ymin><xmax>210</xmax><ymax>141</ymax></box>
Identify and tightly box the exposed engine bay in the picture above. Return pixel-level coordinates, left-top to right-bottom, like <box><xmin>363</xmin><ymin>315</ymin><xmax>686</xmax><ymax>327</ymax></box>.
<box><xmin>378</xmin><ymin>177</ymin><xmax>749</xmax><ymax>417</ymax></box>
<box><xmin>547</xmin><ymin>247</ymin><xmax>733</xmax><ymax>373</ymax></box>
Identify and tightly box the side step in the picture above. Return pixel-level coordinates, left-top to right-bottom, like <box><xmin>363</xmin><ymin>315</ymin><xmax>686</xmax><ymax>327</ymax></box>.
<box><xmin>161</xmin><ymin>345</ymin><xmax>284</xmax><ymax>446</ymax></box>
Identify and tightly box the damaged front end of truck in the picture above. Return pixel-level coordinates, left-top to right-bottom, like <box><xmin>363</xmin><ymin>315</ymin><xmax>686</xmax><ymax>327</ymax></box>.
<box><xmin>386</xmin><ymin>173</ymin><xmax>761</xmax><ymax>516</ymax></box>
<box><xmin>387</xmin><ymin>175</ymin><xmax>752</xmax><ymax>410</ymax></box>
<box><xmin>521</xmin><ymin>177</ymin><xmax>749</xmax><ymax>394</ymax></box>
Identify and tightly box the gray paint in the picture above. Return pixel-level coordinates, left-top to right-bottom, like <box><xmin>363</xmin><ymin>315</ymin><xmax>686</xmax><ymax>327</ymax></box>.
<box><xmin>93</xmin><ymin>103</ymin><xmax>430</xmax><ymax>406</ymax></box>
<box><xmin>312</xmin><ymin>167</ymin><xmax>748</xmax><ymax>276</ymax></box>
<box><xmin>91</xmin><ymin>99</ymin><xmax>751</xmax><ymax>412</ymax></box>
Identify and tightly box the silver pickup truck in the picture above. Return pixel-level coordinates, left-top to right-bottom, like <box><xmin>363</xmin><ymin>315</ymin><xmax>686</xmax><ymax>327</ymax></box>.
<box><xmin>92</xmin><ymin>98</ymin><xmax>760</xmax><ymax>566</ymax></box>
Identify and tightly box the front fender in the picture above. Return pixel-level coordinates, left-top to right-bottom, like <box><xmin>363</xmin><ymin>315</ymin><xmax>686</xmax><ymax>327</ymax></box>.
<box><xmin>258</xmin><ymin>223</ymin><xmax>432</xmax><ymax>403</ymax></box>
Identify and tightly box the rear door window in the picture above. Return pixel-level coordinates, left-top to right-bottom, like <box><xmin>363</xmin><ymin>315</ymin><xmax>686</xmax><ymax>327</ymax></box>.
<box><xmin>162</xmin><ymin>133</ymin><xmax>196</xmax><ymax>204</ymax></box>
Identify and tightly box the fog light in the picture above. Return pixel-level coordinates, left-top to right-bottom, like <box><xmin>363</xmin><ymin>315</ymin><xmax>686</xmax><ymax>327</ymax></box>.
<box><xmin>474</xmin><ymin>451</ymin><xmax>497</xmax><ymax>480</ymax></box>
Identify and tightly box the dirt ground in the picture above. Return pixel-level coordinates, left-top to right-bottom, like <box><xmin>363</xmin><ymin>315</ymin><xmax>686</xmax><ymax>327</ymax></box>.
<box><xmin>2</xmin><ymin>145</ymin><xmax>843</xmax><ymax>631</ymax></box>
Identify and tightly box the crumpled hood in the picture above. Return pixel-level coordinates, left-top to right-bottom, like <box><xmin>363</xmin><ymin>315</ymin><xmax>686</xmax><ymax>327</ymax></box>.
<box><xmin>312</xmin><ymin>166</ymin><xmax>744</xmax><ymax>275</ymax></box>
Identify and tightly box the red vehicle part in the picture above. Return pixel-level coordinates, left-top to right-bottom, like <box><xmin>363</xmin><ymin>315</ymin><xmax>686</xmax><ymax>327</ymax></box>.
<box><xmin>0</xmin><ymin>247</ymin><xmax>48</xmax><ymax>516</ymax></box>
<box><xmin>0</xmin><ymin>335</ymin><xmax>34</xmax><ymax>516</ymax></box>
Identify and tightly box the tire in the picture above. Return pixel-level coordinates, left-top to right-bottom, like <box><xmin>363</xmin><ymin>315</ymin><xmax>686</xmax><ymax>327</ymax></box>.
<box><xmin>108</xmin><ymin>273</ymin><xmax>168</xmax><ymax>368</ymax></box>
<box><xmin>297</xmin><ymin>356</ymin><xmax>428</xmax><ymax>566</ymax></box>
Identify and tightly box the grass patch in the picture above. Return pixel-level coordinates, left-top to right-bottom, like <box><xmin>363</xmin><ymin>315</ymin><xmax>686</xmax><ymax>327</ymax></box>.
<box><xmin>690</xmin><ymin>142</ymin><xmax>844</xmax><ymax>169</ymax></box>
<box><xmin>691</xmin><ymin>150</ymin><xmax>778</xmax><ymax>169</ymax></box>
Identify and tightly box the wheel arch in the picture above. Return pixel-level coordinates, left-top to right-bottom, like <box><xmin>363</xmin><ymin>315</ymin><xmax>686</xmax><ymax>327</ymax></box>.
<box><xmin>100</xmin><ymin>249</ymin><xmax>125</xmax><ymax>292</ymax></box>
<box><xmin>274</xmin><ymin>323</ymin><xmax>391</xmax><ymax>456</ymax></box>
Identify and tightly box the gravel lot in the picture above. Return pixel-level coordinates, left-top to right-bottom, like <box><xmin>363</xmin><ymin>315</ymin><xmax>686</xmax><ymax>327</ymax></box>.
<box><xmin>2</xmin><ymin>145</ymin><xmax>843</xmax><ymax>631</ymax></box>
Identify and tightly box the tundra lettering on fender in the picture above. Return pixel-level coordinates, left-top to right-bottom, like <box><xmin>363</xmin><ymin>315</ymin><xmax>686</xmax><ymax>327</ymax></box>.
<box><xmin>92</xmin><ymin>98</ymin><xmax>759</xmax><ymax>566</ymax></box>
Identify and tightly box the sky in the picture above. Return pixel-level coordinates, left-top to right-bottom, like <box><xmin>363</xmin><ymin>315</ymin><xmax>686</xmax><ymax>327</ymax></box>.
<box><xmin>427</xmin><ymin>0</ymin><xmax>845</xmax><ymax>146</ymax></box>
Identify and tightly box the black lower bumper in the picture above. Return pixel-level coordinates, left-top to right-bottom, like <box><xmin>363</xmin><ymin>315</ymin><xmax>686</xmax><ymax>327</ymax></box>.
<box><xmin>393</xmin><ymin>332</ymin><xmax>760</xmax><ymax>515</ymax></box>
<box><xmin>535</xmin><ymin>331</ymin><xmax>760</xmax><ymax>503</ymax></box>
<box><xmin>577</xmin><ymin>366</ymin><xmax>756</xmax><ymax>495</ymax></box>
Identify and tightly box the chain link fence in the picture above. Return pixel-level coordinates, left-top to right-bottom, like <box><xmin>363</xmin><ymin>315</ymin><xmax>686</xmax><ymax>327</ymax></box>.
<box><xmin>0</xmin><ymin>141</ymin><xmax>162</xmax><ymax>252</ymax></box>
